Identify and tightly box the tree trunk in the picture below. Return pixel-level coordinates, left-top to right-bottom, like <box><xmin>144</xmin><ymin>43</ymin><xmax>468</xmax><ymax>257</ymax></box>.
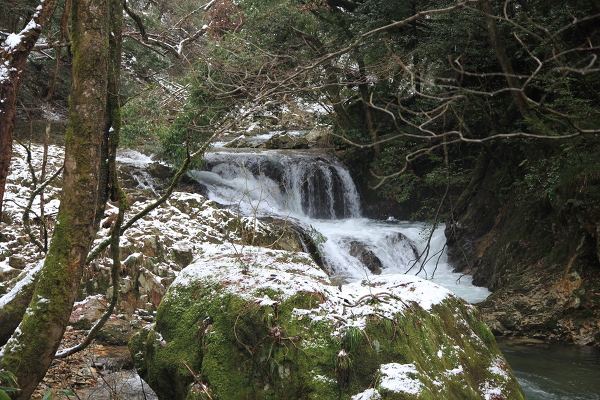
<box><xmin>0</xmin><ymin>0</ymin><xmax>122</xmax><ymax>395</ymax></box>
<box><xmin>357</xmin><ymin>55</ymin><xmax>380</xmax><ymax>156</ymax></box>
<box><xmin>481</xmin><ymin>0</ymin><xmax>537</xmax><ymax>123</ymax></box>
<box><xmin>0</xmin><ymin>0</ymin><xmax>58</xmax><ymax>222</ymax></box>
<box><xmin>0</xmin><ymin>266</ymin><xmax>42</xmax><ymax>346</ymax></box>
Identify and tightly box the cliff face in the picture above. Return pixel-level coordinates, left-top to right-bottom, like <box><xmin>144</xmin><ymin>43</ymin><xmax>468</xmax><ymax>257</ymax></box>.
<box><xmin>130</xmin><ymin>244</ymin><xmax>525</xmax><ymax>400</ymax></box>
<box><xmin>446</xmin><ymin>144</ymin><xmax>600</xmax><ymax>346</ymax></box>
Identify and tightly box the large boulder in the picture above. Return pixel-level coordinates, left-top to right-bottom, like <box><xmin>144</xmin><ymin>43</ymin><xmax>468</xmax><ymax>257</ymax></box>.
<box><xmin>347</xmin><ymin>241</ymin><xmax>383</xmax><ymax>274</ymax></box>
<box><xmin>130</xmin><ymin>244</ymin><xmax>524</xmax><ymax>400</ymax></box>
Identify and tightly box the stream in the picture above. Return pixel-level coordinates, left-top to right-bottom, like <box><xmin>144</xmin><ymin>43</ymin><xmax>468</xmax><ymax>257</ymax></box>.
<box><xmin>190</xmin><ymin>148</ymin><xmax>490</xmax><ymax>302</ymax></box>
<box><xmin>498</xmin><ymin>339</ymin><xmax>600</xmax><ymax>400</ymax></box>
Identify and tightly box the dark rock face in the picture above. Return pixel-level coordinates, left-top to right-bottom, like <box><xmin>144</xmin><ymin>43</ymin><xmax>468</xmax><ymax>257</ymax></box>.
<box><xmin>445</xmin><ymin>151</ymin><xmax>600</xmax><ymax>346</ymax></box>
<box><xmin>348</xmin><ymin>241</ymin><xmax>383</xmax><ymax>274</ymax></box>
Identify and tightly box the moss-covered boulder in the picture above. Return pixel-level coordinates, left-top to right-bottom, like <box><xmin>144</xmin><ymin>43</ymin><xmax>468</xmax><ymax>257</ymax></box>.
<box><xmin>130</xmin><ymin>244</ymin><xmax>525</xmax><ymax>400</ymax></box>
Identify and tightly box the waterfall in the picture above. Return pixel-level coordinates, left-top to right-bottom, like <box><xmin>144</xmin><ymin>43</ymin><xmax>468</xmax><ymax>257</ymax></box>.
<box><xmin>116</xmin><ymin>146</ymin><xmax>489</xmax><ymax>302</ymax></box>
<box><xmin>190</xmin><ymin>149</ymin><xmax>361</xmax><ymax>219</ymax></box>
<box><xmin>187</xmin><ymin>147</ymin><xmax>489</xmax><ymax>303</ymax></box>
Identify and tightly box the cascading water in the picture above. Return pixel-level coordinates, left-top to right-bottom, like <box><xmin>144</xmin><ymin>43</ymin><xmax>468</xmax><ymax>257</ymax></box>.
<box><xmin>190</xmin><ymin>147</ymin><xmax>490</xmax><ymax>304</ymax></box>
<box><xmin>189</xmin><ymin>150</ymin><xmax>361</xmax><ymax>219</ymax></box>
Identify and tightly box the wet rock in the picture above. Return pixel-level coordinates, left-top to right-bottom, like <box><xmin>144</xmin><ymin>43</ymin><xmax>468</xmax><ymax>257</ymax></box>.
<box><xmin>8</xmin><ymin>255</ymin><xmax>26</xmax><ymax>270</ymax></box>
<box><xmin>118</xmin><ymin>162</ymin><xmax>172</xmax><ymax>197</ymax></box>
<box><xmin>96</xmin><ymin>317</ymin><xmax>138</xmax><ymax>346</ymax></box>
<box><xmin>0</xmin><ymin>264</ymin><xmax>20</xmax><ymax>281</ymax></box>
<box><xmin>244</xmin><ymin>217</ymin><xmax>306</xmax><ymax>253</ymax></box>
<box><xmin>306</xmin><ymin>126</ymin><xmax>330</xmax><ymax>142</ymax></box>
<box><xmin>171</xmin><ymin>242</ymin><xmax>194</xmax><ymax>268</ymax></box>
<box><xmin>223</xmin><ymin>135</ymin><xmax>257</xmax><ymax>148</ymax></box>
<box><xmin>74</xmin><ymin>370</ymin><xmax>158</xmax><ymax>400</ymax></box>
<box><xmin>264</xmin><ymin>133</ymin><xmax>309</xmax><ymax>149</ymax></box>
<box><xmin>348</xmin><ymin>241</ymin><xmax>383</xmax><ymax>274</ymax></box>
<box><xmin>479</xmin><ymin>269</ymin><xmax>599</xmax><ymax>345</ymax></box>
<box><xmin>70</xmin><ymin>295</ymin><xmax>108</xmax><ymax>329</ymax></box>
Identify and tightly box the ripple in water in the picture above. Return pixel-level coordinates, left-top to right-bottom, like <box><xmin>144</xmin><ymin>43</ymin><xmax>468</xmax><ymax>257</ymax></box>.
<box><xmin>497</xmin><ymin>339</ymin><xmax>600</xmax><ymax>400</ymax></box>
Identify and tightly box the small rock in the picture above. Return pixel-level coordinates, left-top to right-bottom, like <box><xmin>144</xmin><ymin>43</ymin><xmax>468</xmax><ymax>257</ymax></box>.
<box><xmin>8</xmin><ymin>255</ymin><xmax>26</xmax><ymax>270</ymax></box>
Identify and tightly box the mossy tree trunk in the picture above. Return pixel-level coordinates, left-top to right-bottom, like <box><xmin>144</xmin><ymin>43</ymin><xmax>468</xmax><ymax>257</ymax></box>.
<box><xmin>0</xmin><ymin>0</ymin><xmax>122</xmax><ymax>396</ymax></box>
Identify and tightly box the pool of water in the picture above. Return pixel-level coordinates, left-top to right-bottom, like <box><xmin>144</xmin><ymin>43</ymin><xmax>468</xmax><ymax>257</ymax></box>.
<box><xmin>497</xmin><ymin>338</ymin><xmax>600</xmax><ymax>399</ymax></box>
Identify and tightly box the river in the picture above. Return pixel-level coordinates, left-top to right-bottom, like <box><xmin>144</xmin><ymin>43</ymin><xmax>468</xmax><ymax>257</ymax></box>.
<box><xmin>498</xmin><ymin>338</ymin><xmax>600</xmax><ymax>400</ymax></box>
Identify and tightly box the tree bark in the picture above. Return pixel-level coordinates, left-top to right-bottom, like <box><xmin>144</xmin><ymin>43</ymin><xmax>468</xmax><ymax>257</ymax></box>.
<box><xmin>481</xmin><ymin>0</ymin><xmax>537</xmax><ymax>123</ymax></box>
<box><xmin>0</xmin><ymin>0</ymin><xmax>122</xmax><ymax>396</ymax></box>
<box><xmin>0</xmin><ymin>0</ymin><xmax>58</xmax><ymax>222</ymax></box>
<box><xmin>357</xmin><ymin>55</ymin><xmax>380</xmax><ymax>155</ymax></box>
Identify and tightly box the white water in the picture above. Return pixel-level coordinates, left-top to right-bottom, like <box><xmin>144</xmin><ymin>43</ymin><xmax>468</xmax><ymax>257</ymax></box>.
<box><xmin>310</xmin><ymin>219</ymin><xmax>490</xmax><ymax>303</ymax></box>
<box><xmin>189</xmin><ymin>148</ymin><xmax>490</xmax><ymax>304</ymax></box>
<box><xmin>190</xmin><ymin>149</ymin><xmax>362</xmax><ymax>219</ymax></box>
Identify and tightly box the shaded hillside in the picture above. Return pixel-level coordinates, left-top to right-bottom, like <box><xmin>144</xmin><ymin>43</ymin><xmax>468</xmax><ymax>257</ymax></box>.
<box><xmin>446</xmin><ymin>139</ymin><xmax>600</xmax><ymax>345</ymax></box>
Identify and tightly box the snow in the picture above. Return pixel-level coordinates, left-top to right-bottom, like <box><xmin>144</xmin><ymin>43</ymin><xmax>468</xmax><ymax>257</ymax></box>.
<box><xmin>488</xmin><ymin>358</ymin><xmax>509</xmax><ymax>378</ymax></box>
<box><xmin>0</xmin><ymin>262</ymin><xmax>42</xmax><ymax>309</ymax></box>
<box><xmin>170</xmin><ymin>243</ymin><xmax>328</xmax><ymax>301</ymax></box>
<box><xmin>4</xmin><ymin>33</ymin><xmax>24</xmax><ymax>51</ymax></box>
<box><xmin>350</xmin><ymin>388</ymin><xmax>381</xmax><ymax>400</ymax></box>
<box><xmin>0</xmin><ymin>60</ymin><xmax>11</xmax><ymax>84</ymax></box>
<box><xmin>378</xmin><ymin>363</ymin><xmax>423</xmax><ymax>395</ymax></box>
<box><xmin>73</xmin><ymin>294</ymin><xmax>105</xmax><ymax>308</ymax></box>
<box><xmin>2</xmin><ymin>17</ymin><xmax>41</xmax><ymax>53</ymax></box>
<box><xmin>446</xmin><ymin>365</ymin><xmax>463</xmax><ymax>376</ymax></box>
<box><xmin>293</xmin><ymin>274</ymin><xmax>453</xmax><ymax>337</ymax></box>
<box><xmin>480</xmin><ymin>381</ymin><xmax>504</xmax><ymax>400</ymax></box>
<box><xmin>313</xmin><ymin>374</ymin><xmax>335</xmax><ymax>384</ymax></box>
<box><xmin>170</xmin><ymin>242</ymin><xmax>454</xmax><ymax>340</ymax></box>
<box><xmin>0</xmin><ymin>261</ymin><xmax>15</xmax><ymax>273</ymax></box>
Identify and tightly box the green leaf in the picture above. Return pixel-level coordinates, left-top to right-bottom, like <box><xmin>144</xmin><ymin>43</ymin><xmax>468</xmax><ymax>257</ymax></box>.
<box><xmin>0</xmin><ymin>390</ymin><xmax>13</xmax><ymax>400</ymax></box>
